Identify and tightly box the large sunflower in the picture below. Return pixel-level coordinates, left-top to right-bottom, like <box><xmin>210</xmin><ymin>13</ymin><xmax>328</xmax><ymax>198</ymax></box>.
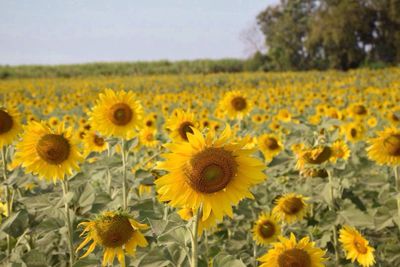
<box><xmin>77</xmin><ymin>211</ymin><xmax>148</xmax><ymax>267</ymax></box>
<box><xmin>90</xmin><ymin>89</ymin><xmax>143</xmax><ymax>139</ymax></box>
<box><xmin>272</xmin><ymin>193</ymin><xmax>309</xmax><ymax>224</ymax></box>
<box><xmin>367</xmin><ymin>127</ymin><xmax>400</xmax><ymax>166</ymax></box>
<box><xmin>165</xmin><ymin>109</ymin><xmax>198</xmax><ymax>142</ymax></box>
<box><xmin>258</xmin><ymin>233</ymin><xmax>326</xmax><ymax>267</ymax></box>
<box><xmin>220</xmin><ymin>90</ymin><xmax>251</xmax><ymax>119</ymax></box>
<box><xmin>339</xmin><ymin>225</ymin><xmax>375</xmax><ymax>267</ymax></box>
<box><xmin>156</xmin><ymin>125</ymin><xmax>266</xmax><ymax>225</ymax></box>
<box><xmin>0</xmin><ymin>107</ymin><xmax>22</xmax><ymax>147</ymax></box>
<box><xmin>15</xmin><ymin>121</ymin><xmax>82</xmax><ymax>182</ymax></box>
<box><xmin>252</xmin><ymin>212</ymin><xmax>281</xmax><ymax>246</ymax></box>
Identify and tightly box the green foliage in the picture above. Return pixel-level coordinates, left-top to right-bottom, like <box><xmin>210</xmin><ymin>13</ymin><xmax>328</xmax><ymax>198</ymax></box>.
<box><xmin>0</xmin><ymin>59</ymin><xmax>245</xmax><ymax>79</ymax></box>
<box><xmin>257</xmin><ymin>0</ymin><xmax>400</xmax><ymax>70</ymax></box>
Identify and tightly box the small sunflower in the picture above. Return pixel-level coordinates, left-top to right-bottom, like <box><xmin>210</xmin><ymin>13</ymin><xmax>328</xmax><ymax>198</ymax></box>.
<box><xmin>165</xmin><ymin>109</ymin><xmax>198</xmax><ymax>142</ymax></box>
<box><xmin>77</xmin><ymin>211</ymin><xmax>148</xmax><ymax>267</ymax></box>
<box><xmin>258</xmin><ymin>133</ymin><xmax>283</xmax><ymax>161</ymax></box>
<box><xmin>220</xmin><ymin>90</ymin><xmax>251</xmax><ymax>119</ymax></box>
<box><xmin>139</xmin><ymin>128</ymin><xmax>159</xmax><ymax>148</ymax></box>
<box><xmin>273</xmin><ymin>193</ymin><xmax>308</xmax><ymax>224</ymax></box>
<box><xmin>367</xmin><ymin>127</ymin><xmax>400</xmax><ymax>166</ymax></box>
<box><xmin>90</xmin><ymin>89</ymin><xmax>143</xmax><ymax>139</ymax></box>
<box><xmin>156</xmin><ymin>125</ymin><xmax>266</xmax><ymax>226</ymax></box>
<box><xmin>339</xmin><ymin>225</ymin><xmax>375</xmax><ymax>267</ymax></box>
<box><xmin>295</xmin><ymin>146</ymin><xmax>332</xmax><ymax>170</ymax></box>
<box><xmin>15</xmin><ymin>122</ymin><xmax>82</xmax><ymax>182</ymax></box>
<box><xmin>83</xmin><ymin>131</ymin><xmax>108</xmax><ymax>156</ymax></box>
<box><xmin>343</xmin><ymin>123</ymin><xmax>365</xmax><ymax>143</ymax></box>
<box><xmin>0</xmin><ymin>107</ymin><xmax>22</xmax><ymax>147</ymax></box>
<box><xmin>331</xmin><ymin>140</ymin><xmax>350</xmax><ymax>162</ymax></box>
<box><xmin>252</xmin><ymin>213</ymin><xmax>281</xmax><ymax>246</ymax></box>
<box><xmin>258</xmin><ymin>233</ymin><xmax>326</xmax><ymax>267</ymax></box>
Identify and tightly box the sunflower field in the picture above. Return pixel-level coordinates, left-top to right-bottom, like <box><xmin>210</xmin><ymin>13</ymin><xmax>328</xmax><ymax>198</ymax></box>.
<box><xmin>0</xmin><ymin>68</ymin><xmax>399</xmax><ymax>267</ymax></box>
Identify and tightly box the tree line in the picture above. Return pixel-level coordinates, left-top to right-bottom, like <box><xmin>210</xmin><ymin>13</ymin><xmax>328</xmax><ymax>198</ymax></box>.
<box><xmin>255</xmin><ymin>0</ymin><xmax>400</xmax><ymax>70</ymax></box>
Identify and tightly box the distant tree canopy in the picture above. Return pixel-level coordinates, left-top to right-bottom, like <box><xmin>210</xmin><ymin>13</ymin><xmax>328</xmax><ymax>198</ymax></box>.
<box><xmin>257</xmin><ymin>0</ymin><xmax>400</xmax><ymax>70</ymax></box>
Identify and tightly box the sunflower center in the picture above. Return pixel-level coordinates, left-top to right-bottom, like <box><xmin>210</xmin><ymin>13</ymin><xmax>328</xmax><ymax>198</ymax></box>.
<box><xmin>95</xmin><ymin>215</ymin><xmax>134</xmax><ymax>248</ymax></box>
<box><xmin>350</xmin><ymin>128</ymin><xmax>358</xmax><ymax>138</ymax></box>
<box><xmin>354</xmin><ymin>239</ymin><xmax>368</xmax><ymax>254</ymax></box>
<box><xmin>231</xmin><ymin>96</ymin><xmax>247</xmax><ymax>111</ymax></box>
<box><xmin>109</xmin><ymin>103</ymin><xmax>133</xmax><ymax>126</ymax></box>
<box><xmin>36</xmin><ymin>134</ymin><xmax>71</xmax><ymax>165</ymax></box>
<box><xmin>304</xmin><ymin>146</ymin><xmax>332</xmax><ymax>164</ymax></box>
<box><xmin>0</xmin><ymin>110</ymin><xmax>13</xmax><ymax>134</ymax></box>
<box><xmin>354</xmin><ymin>105</ymin><xmax>367</xmax><ymax>115</ymax></box>
<box><xmin>259</xmin><ymin>221</ymin><xmax>275</xmax><ymax>238</ymax></box>
<box><xmin>94</xmin><ymin>135</ymin><xmax>105</xmax><ymax>146</ymax></box>
<box><xmin>178</xmin><ymin>121</ymin><xmax>194</xmax><ymax>141</ymax></box>
<box><xmin>383</xmin><ymin>134</ymin><xmax>400</xmax><ymax>156</ymax></box>
<box><xmin>146</xmin><ymin>120</ymin><xmax>153</xmax><ymax>127</ymax></box>
<box><xmin>265</xmin><ymin>137</ymin><xmax>279</xmax><ymax>150</ymax></box>
<box><xmin>281</xmin><ymin>197</ymin><xmax>304</xmax><ymax>215</ymax></box>
<box><xmin>185</xmin><ymin>147</ymin><xmax>237</xmax><ymax>193</ymax></box>
<box><xmin>278</xmin><ymin>248</ymin><xmax>311</xmax><ymax>267</ymax></box>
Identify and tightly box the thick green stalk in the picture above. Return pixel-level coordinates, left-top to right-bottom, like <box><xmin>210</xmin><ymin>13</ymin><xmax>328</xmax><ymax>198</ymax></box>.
<box><xmin>190</xmin><ymin>207</ymin><xmax>201</xmax><ymax>267</ymax></box>
<box><xmin>328</xmin><ymin>170</ymin><xmax>339</xmax><ymax>267</ymax></box>
<box><xmin>106</xmin><ymin>145</ymin><xmax>112</xmax><ymax>196</ymax></box>
<box><xmin>121</xmin><ymin>139</ymin><xmax>128</xmax><ymax>210</ymax></box>
<box><xmin>394</xmin><ymin>166</ymin><xmax>400</xmax><ymax>233</ymax></box>
<box><xmin>2</xmin><ymin>147</ymin><xmax>11</xmax><ymax>258</ymax></box>
<box><xmin>61</xmin><ymin>178</ymin><xmax>74</xmax><ymax>266</ymax></box>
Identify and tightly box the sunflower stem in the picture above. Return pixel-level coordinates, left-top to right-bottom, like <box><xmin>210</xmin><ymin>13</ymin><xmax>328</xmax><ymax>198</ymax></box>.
<box><xmin>61</xmin><ymin>178</ymin><xmax>75</xmax><ymax>267</ymax></box>
<box><xmin>253</xmin><ymin>241</ymin><xmax>257</xmax><ymax>267</ymax></box>
<box><xmin>107</xmin><ymin>145</ymin><xmax>112</xmax><ymax>196</ymax></box>
<box><xmin>121</xmin><ymin>139</ymin><xmax>128</xmax><ymax>210</ymax></box>
<box><xmin>190</xmin><ymin>206</ymin><xmax>202</xmax><ymax>267</ymax></box>
<box><xmin>2</xmin><ymin>146</ymin><xmax>12</xmax><ymax>259</ymax></box>
<box><xmin>394</xmin><ymin>166</ymin><xmax>400</xmax><ymax>233</ymax></box>
<box><xmin>328</xmin><ymin>170</ymin><xmax>340</xmax><ymax>266</ymax></box>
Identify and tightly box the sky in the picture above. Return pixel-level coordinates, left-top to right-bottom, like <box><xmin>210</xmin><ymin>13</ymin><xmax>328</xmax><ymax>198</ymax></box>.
<box><xmin>0</xmin><ymin>0</ymin><xmax>278</xmax><ymax>65</ymax></box>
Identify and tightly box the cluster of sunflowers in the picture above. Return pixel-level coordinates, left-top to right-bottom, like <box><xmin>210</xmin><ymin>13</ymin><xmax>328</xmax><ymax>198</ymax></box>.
<box><xmin>0</xmin><ymin>68</ymin><xmax>399</xmax><ymax>267</ymax></box>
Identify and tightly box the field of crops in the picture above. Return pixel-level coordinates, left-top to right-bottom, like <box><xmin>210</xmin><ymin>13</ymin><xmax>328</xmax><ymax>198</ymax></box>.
<box><xmin>0</xmin><ymin>68</ymin><xmax>399</xmax><ymax>267</ymax></box>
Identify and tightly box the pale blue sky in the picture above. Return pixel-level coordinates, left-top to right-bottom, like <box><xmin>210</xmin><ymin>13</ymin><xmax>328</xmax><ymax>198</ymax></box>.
<box><xmin>0</xmin><ymin>0</ymin><xmax>277</xmax><ymax>65</ymax></box>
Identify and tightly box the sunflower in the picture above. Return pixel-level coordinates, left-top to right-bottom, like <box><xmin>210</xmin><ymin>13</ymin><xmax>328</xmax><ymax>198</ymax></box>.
<box><xmin>77</xmin><ymin>211</ymin><xmax>148</xmax><ymax>267</ymax></box>
<box><xmin>349</xmin><ymin>103</ymin><xmax>368</xmax><ymax>118</ymax></box>
<box><xmin>258</xmin><ymin>133</ymin><xmax>283</xmax><ymax>161</ymax></box>
<box><xmin>252</xmin><ymin>213</ymin><xmax>281</xmax><ymax>246</ymax></box>
<box><xmin>165</xmin><ymin>109</ymin><xmax>198</xmax><ymax>142</ymax></box>
<box><xmin>258</xmin><ymin>233</ymin><xmax>326</xmax><ymax>267</ymax></box>
<box><xmin>331</xmin><ymin>140</ymin><xmax>350</xmax><ymax>162</ymax></box>
<box><xmin>343</xmin><ymin>123</ymin><xmax>365</xmax><ymax>143</ymax></box>
<box><xmin>220</xmin><ymin>90</ymin><xmax>251</xmax><ymax>119</ymax></box>
<box><xmin>295</xmin><ymin>146</ymin><xmax>332</xmax><ymax>170</ymax></box>
<box><xmin>83</xmin><ymin>131</ymin><xmax>108</xmax><ymax>157</ymax></box>
<box><xmin>272</xmin><ymin>193</ymin><xmax>308</xmax><ymax>224</ymax></box>
<box><xmin>15</xmin><ymin>121</ymin><xmax>82</xmax><ymax>182</ymax></box>
<box><xmin>139</xmin><ymin>128</ymin><xmax>159</xmax><ymax>148</ymax></box>
<box><xmin>367</xmin><ymin>127</ymin><xmax>400</xmax><ymax>166</ymax></box>
<box><xmin>0</xmin><ymin>107</ymin><xmax>22</xmax><ymax>147</ymax></box>
<box><xmin>339</xmin><ymin>225</ymin><xmax>375</xmax><ymax>267</ymax></box>
<box><xmin>90</xmin><ymin>89</ymin><xmax>143</xmax><ymax>139</ymax></box>
<box><xmin>156</xmin><ymin>125</ymin><xmax>266</xmax><ymax>226</ymax></box>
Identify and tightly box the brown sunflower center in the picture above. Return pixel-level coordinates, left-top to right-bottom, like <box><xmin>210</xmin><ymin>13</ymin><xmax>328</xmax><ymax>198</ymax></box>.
<box><xmin>265</xmin><ymin>137</ymin><xmax>279</xmax><ymax>150</ymax></box>
<box><xmin>0</xmin><ymin>110</ymin><xmax>13</xmax><ymax>134</ymax></box>
<box><xmin>109</xmin><ymin>103</ymin><xmax>133</xmax><ymax>126</ymax></box>
<box><xmin>259</xmin><ymin>221</ymin><xmax>275</xmax><ymax>238</ymax></box>
<box><xmin>145</xmin><ymin>120</ymin><xmax>153</xmax><ymax>127</ymax></box>
<box><xmin>178</xmin><ymin>121</ymin><xmax>194</xmax><ymax>141</ymax></box>
<box><xmin>354</xmin><ymin>105</ymin><xmax>367</xmax><ymax>115</ymax></box>
<box><xmin>94</xmin><ymin>135</ymin><xmax>105</xmax><ymax>146</ymax></box>
<box><xmin>350</xmin><ymin>128</ymin><xmax>358</xmax><ymax>138</ymax></box>
<box><xmin>185</xmin><ymin>147</ymin><xmax>237</xmax><ymax>193</ymax></box>
<box><xmin>36</xmin><ymin>134</ymin><xmax>71</xmax><ymax>165</ymax></box>
<box><xmin>354</xmin><ymin>239</ymin><xmax>368</xmax><ymax>254</ymax></box>
<box><xmin>303</xmin><ymin>146</ymin><xmax>332</xmax><ymax>164</ymax></box>
<box><xmin>383</xmin><ymin>134</ymin><xmax>400</xmax><ymax>156</ymax></box>
<box><xmin>278</xmin><ymin>248</ymin><xmax>311</xmax><ymax>267</ymax></box>
<box><xmin>281</xmin><ymin>197</ymin><xmax>304</xmax><ymax>215</ymax></box>
<box><xmin>95</xmin><ymin>215</ymin><xmax>134</xmax><ymax>247</ymax></box>
<box><xmin>231</xmin><ymin>96</ymin><xmax>247</xmax><ymax>111</ymax></box>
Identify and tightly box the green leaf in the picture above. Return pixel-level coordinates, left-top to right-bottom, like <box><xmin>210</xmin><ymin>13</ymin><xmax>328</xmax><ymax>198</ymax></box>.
<box><xmin>22</xmin><ymin>249</ymin><xmax>47</xmax><ymax>267</ymax></box>
<box><xmin>0</xmin><ymin>210</ymin><xmax>29</xmax><ymax>238</ymax></box>
<box><xmin>212</xmin><ymin>253</ymin><xmax>246</xmax><ymax>267</ymax></box>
